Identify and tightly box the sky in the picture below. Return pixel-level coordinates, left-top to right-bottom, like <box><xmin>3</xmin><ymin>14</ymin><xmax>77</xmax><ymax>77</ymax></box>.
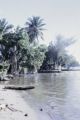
<box><xmin>0</xmin><ymin>0</ymin><xmax>80</xmax><ymax>62</ymax></box>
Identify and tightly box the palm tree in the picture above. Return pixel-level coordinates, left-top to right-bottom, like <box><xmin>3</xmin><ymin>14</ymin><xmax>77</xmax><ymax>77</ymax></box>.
<box><xmin>0</xmin><ymin>18</ymin><xmax>13</xmax><ymax>61</ymax></box>
<box><xmin>0</xmin><ymin>18</ymin><xmax>13</xmax><ymax>38</ymax></box>
<box><xmin>25</xmin><ymin>16</ymin><xmax>45</xmax><ymax>43</ymax></box>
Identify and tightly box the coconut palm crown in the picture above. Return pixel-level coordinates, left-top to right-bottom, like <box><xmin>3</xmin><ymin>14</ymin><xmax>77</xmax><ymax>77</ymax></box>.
<box><xmin>0</xmin><ymin>18</ymin><xmax>13</xmax><ymax>35</ymax></box>
<box><xmin>25</xmin><ymin>16</ymin><xmax>45</xmax><ymax>43</ymax></box>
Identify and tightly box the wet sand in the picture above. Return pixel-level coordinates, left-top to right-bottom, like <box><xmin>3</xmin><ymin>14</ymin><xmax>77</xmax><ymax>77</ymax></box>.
<box><xmin>0</xmin><ymin>85</ymin><xmax>51</xmax><ymax>120</ymax></box>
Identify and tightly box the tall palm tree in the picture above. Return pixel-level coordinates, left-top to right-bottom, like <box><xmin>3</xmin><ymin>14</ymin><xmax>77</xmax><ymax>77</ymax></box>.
<box><xmin>25</xmin><ymin>16</ymin><xmax>45</xmax><ymax>43</ymax></box>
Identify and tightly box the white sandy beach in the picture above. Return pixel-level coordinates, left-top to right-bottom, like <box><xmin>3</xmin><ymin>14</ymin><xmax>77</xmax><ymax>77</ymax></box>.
<box><xmin>0</xmin><ymin>85</ymin><xmax>51</xmax><ymax>120</ymax></box>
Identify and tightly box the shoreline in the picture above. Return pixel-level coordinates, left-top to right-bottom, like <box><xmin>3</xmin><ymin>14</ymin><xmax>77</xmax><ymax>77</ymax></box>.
<box><xmin>0</xmin><ymin>85</ymin><xmax>51</xmax><ymax>120</ymax></box>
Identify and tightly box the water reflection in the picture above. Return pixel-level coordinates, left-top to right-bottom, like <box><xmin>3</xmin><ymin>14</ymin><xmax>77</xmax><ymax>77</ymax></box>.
<box><xmin>1</xmin><ymin>71</ymin><xmax>80</xmax><ymax>120</ymax></box>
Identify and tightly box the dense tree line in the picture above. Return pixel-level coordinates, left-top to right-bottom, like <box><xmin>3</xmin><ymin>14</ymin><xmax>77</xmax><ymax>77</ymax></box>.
<box><xmin>0</xmin><ymin>17</ymin><xmax>46</xmax><ymax>74</ymax></box>
<box><xmin>0</xmin><ymin>17</ymin><xmax>79</xmax><ymax>74</ymax></box>
<box><xmin>40</xmin><ymin>35</ymin><xmax>79</xmax><ymax>71</ymax></box>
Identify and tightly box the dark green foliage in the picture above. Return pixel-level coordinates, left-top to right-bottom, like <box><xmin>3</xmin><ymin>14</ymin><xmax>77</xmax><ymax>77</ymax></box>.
<box><xmin>0</xmin><ymin>17</ymin><xmax>78</xmax><ymax>74</ymax></box>
<box><xmin>40</xmin><ymin>35</ymin><xmax>78</xmax><ymax>70</ymax></box>
<box><xmin>0</xmin><ymin>17</ymin><xmax>46</xmax><ymax>73</ymax></box>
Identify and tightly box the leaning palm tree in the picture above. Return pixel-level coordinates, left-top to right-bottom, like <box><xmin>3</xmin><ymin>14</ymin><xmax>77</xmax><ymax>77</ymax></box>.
<box><xmin>25</xmin><ymin>16</ymin><xmax>45</xmax><ymax>43</ymax></box>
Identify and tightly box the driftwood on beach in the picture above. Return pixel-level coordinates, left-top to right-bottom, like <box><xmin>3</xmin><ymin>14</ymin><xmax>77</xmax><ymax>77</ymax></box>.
<box><xmin>4</xmin><ymin>85</ymin><xmax>35</xmax><ymax>90</ymax></box>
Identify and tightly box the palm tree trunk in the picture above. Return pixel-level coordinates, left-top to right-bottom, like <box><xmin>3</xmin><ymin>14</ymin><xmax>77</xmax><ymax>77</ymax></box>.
<box><xmin>11</xmin><ymin>46</ymin><xmax>17</xmax><ymax>74</ymax></box>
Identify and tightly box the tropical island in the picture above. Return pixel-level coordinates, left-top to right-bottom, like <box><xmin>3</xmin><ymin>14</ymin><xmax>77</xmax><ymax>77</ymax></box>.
<box><xmin>0</xmin><ymin>16</ymin><xmax>79</xmax><ymax>120</ymax></box>
<box><xmin>0</xmin><ymin>17</ymin><xmax>79</xmax><ymax>79</ymax></box>
<box><xmin>0</xmin><ymin>0</ymin><xmax>80</xmax><ymax>119</ymax></box>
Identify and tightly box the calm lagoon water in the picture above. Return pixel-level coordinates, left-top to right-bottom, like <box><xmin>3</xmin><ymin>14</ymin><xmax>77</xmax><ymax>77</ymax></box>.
<box><xmin>3</xmin><ymin>71</ymin><xmax>80</xmax><ymax>120</ymax></box>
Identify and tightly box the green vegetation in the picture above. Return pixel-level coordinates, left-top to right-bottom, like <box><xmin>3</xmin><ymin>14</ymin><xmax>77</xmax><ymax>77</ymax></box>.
<box><xmin>0</xmin><ymin>17</ymin><xmax>79</xmax><ymax>75</ymax></box>
<box><xmin>39</xmin><ymin>35</ymin><xmax>79</xmax><ymax>71</ymax></box>
<box><xmin>0</xmin><ymin>17</ymin><xmax>46</xmax><ymax>74</ymax></box>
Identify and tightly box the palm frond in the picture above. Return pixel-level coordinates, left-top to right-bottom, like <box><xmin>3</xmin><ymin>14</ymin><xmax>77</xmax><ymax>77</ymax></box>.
<box><xmin>25</xmin><ymin>16</ymin><xmax>46</xmax><ymax>43</ymax></box>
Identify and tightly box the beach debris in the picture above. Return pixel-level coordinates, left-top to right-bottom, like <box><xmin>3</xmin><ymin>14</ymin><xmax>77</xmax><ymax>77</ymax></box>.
<box><xmin>4</xmin><ymin>85</ymin><xmax>35</xmax><ymax>90</ymax></box>
<box><xmin>24</xmin><ymin>113</ymin><xmax>28</xmax><ymax>116</ymax></box>
<box><xmin>0</xmin><ymin>104</ymin><xmax>22</xmax><ymax>112</ymax></box>
<box><xmin>0</xmin><ymin>104</ymin><xmax>7</xmax><ymax>111</ymax></box>
<box><xmin>7</xmin><ymin>105</ymin><xmax>23</xmax><ymax>112</ymax></box>
<box><xmin>40</xmin><ymin>108</ymin><xmax>43</xmax><ymax>111</ymax></box>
